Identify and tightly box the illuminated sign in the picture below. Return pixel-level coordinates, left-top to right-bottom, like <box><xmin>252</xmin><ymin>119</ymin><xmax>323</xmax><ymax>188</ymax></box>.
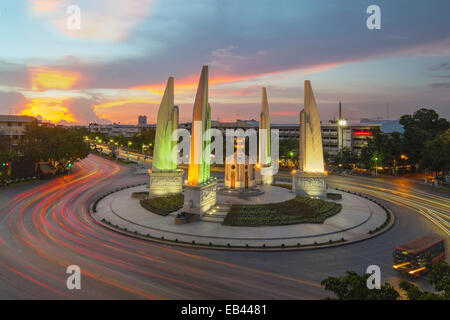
<box><xmin>354</xmin><ymin>131</ymin><xmax>373</xmax><ymax>136</ymax></box>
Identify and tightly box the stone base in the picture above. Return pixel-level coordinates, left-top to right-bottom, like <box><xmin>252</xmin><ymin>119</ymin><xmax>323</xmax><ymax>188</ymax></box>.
<box><xmin>149</xmin><ymin>170</ymin><xmax>183</xmax><ymax>196</ymax></box>
<box><xmin>183</xmin><ymin>180</ymin><xmax>217</xmax><ymax>216</ymax></box>
<box><xmin>174</xmin><ymin>212</ymin><xmax>200</xmax><ymax>224</ymax></box>
<box><xmin>255</xmin><ymin>165</ymin><xmax>273</xmax><ymax>185</ymax></box>
<box><xmin>291</xmin><ymin>171</ymin><xmax>327</xmax><ymax>198</ymax></box>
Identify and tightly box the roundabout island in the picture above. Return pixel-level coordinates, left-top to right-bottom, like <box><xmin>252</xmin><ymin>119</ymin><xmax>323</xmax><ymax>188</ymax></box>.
<box><xmin>92</xmin><ymin>183</ymin><xmax>392</xmax><ymax>250</ymax></box>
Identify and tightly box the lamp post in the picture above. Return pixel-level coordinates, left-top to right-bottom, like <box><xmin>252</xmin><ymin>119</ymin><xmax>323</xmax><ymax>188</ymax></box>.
<box><xmin>374</xmin><ymin>157</ymin><xmax>378</xmax><ymax>177</ymax></box>
<box><xmin>338</xmin><ymin>119</ymin><xmax>347</xmax><ymax>151</ymax></box>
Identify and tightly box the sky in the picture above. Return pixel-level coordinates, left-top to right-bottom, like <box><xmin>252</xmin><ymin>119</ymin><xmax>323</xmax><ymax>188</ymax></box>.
<box><xmin>0</xmin><ymin>0</ymin><xmax>449</xmax><ymax>125</ymax></box>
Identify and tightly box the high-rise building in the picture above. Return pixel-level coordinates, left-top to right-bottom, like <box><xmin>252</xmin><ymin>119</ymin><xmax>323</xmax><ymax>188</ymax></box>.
<box><xmin>138</xmin><ymin>115</ymin><xmax>147</xmax><ymax>126</ymax></box>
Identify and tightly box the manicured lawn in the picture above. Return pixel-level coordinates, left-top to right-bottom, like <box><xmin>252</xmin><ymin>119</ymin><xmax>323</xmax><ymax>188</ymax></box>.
<box><xmin>140</xmin><ymin>194</ymin><xmax>184</xmax><ymax>216</ymax></box>
<box><xmin>223</xmin><ymin>196</ymin><xmax>341</xmax><ymax>226</ymax></box>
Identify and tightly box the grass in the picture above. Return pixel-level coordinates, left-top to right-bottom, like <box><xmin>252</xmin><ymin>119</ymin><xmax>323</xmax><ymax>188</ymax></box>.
<box><xmin>223</xmin><ymin>196</ymin><xmax>342</xmax><ymax>226</ymax></box>
<box><xmin>140</xmin><ymin>194</ymin><xmax>184</xmax><ymax>216</ymax></box>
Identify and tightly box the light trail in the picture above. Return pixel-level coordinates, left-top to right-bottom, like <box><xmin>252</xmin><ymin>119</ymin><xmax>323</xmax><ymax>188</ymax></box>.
<box><xmin>328</xmin><ymin>178</ymin><xmax>450</xmax><ymax>236</ymax></box>
<box><xmin>0</xmin><ymin>157</ymin><xmax>447</xmax><ymax>299</ymax></box>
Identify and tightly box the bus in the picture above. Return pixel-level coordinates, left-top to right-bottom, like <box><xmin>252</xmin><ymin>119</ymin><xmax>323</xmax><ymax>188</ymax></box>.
<box><xmin>393</xmin><ymin>235</ymin><xmax>445</xmax><ymax>277</ymax></box>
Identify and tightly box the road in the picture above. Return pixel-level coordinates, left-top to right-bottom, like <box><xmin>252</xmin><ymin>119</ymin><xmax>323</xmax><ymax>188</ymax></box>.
<box><xmin>0</xmin><ymin>154</ymin><xmax>448</xmax><ymax>299</ymax></box>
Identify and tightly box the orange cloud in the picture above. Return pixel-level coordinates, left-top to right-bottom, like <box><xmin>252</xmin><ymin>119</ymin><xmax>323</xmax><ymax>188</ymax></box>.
<box><xmin>28</xmin><ymin>0</ymin><xmax>60</xmax><ymax>12</ymax></box>
<box><xmin>131</xmin><ymin>74</ymin><xmax>250</xmax><ymax>95</ymax></box>
<box><xmin>21</xmin><ymin>97</ymin><xmax>76</xmax><ymax>123</ymax></box>
<box><xmin>19</xmin><ymin>67</ymin><xmax>83</xmax><ymax>123</ymax></box>
<box><xmin>93</xmin><ymin>98</ymin><xmax>159</xmax><ymax>111</ymax></box>
<box><xmin>30</xmin><ymin>67</ymin><xmax>81</xmax><ymax>91</ymax></box>
<box><xmin>130</xmin><ymin>62</ymin><xmax>341</xmax><ymax>97</ymax></box>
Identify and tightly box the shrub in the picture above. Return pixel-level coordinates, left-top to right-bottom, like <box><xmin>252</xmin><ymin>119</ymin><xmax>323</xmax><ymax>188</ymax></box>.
<box><xmin>223</xmin><ymin>196</ymin><xmax>341</xmax><ymax>226</ymax></box>
<box><xmin>140</xmin><ymin>194</ymin><xmax>184</xmax><ymax>216</ymax></box>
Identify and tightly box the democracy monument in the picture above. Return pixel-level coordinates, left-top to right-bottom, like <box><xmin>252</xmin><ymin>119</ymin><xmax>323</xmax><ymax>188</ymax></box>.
<box><xmin>93</xmin><ymin>65</ymin><xmax>392</xmax><ymax>250</ymax></box>
<box><xmin>183</xmin><ymin>66</ymin><xmax>217</xmax><ymax>215</ymax></box>
<box><xmin>148</xmin><ymin>76</ymin><xmax>183</xmax><ymax>196</ymax></box>
<box><xmin>291</xmin><ymin>80</ymin><xmax>328</xmax><ymax>198</ymax></box>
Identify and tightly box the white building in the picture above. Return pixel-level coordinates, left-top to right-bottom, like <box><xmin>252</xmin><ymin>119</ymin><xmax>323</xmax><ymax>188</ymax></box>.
<box><xmin>88</xmin><ymin>123</ymin><xmax>143</xmax><ymax>138</ymax></box>
<box><xmin>0</xmin><ymin>115</ymin><xmax>36</xmax><ymax>146</ymax></box>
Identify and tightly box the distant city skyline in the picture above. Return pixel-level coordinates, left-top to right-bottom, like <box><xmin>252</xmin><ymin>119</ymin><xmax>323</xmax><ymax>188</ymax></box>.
<box><xmin>1</xmin><ymin>0</ymin><xmax>449</xmax><ymax>125</ymax></box>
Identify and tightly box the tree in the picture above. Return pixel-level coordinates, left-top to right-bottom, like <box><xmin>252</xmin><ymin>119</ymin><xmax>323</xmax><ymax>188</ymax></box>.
<box><xmin>321</xmin><ymin>270</ymin><xmax>399</xmax><ymax>300</ymax></box>
<box><xmin>400</xmin><ymin>108</ymin><xmax>450</xmax><ymax>167</ymax></box>
<box><xmin>279</xmin><ymin>137</ymin><xmax>298</xmax><ymax>160</ymax></box>
<box><xmin>427</xmin><ymin>260</ymin><xmax>450</xmax><ymax>299</ymax></box>
<box><xmin>323</xmin><ymin>261</ymin><xmax>450</xmax><ymax>300</ymax></box>
<box><xmin>18</xmin><ymin>123</ymin><xmax>89</xmax><ymax>169</ymax></box>
<box><xmin>331</xmin><ymin>147</ymin><xmax>357</xmax><ymax>170</ymax></box>
<box><xmin>130</xmin><ymin>128</ymin><xmax>156</xmax><ymax>155</ymax></box>
<box><xmin>422</xmin><ymin>131</ymin><xmax>450</xmax><ymax>173</ymax></box>
<box><xmin>399</xmin><ymin>281</ymin><xmax>444</xmax><ymax>300</ymax></box>
<box><xmin>399</xmin><ymin>260</ymin><xmax>449</xmax><ymax>300</ymax></box>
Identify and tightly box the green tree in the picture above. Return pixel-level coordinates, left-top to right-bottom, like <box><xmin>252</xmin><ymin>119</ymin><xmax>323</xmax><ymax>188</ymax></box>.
<box><xmin>19</xmin><ymin>123</ymin><xmax>89</xmax><ymax>169</ymax></box>
<box><xmin>399</xmin><ymin>260</ymin><xmax>449</xmax><ymax>300</ymax></box>
<box><xmin>130</xmin><ymin>128</ymin><xmax>156</xmax><ymax>155</ymax></box>
<box><xmin>399</xmin><ymin>281</ymin><xmax>444</xmax><ymax>300</ymax></box>
<box><xmin>332</xmin><ymin>147</ymin><xmax>357</xmax><ymax>170</ymax></box>
<box><xmin>323</xmin><ymin>261</ymin><xmax>450</xmax><ymax>300</ymax></box>
<box><xmin>427</xmin><ymin>260</ymin><xmax>450</xmax><ymax>299</ymax></box>
<box><xmin>321</xmin><ymin>270</ymin><xmax>400</xmax><ymax>300</ymax></box>
<box><xmin>400</xmin><ymin>108</ymin><xmax>449</xmax><ymax>167</ymax></box>
<box><xmin>279</xmin><ymin>137</ymin><xmax>298</xmax><ymax>161</ymax></box>
<box><xmin>422</xmin><ymin>131</ymin><xmax>450</xmax><ymax>173</ymax></box>
<box><xmin>360</xmin><ymin>130</ymin><xmax>405</xmax><ymax>173</ymax></box>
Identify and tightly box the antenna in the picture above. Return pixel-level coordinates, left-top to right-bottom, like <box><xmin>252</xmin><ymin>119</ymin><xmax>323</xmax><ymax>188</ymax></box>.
<box><xmin>386</xmin><ymin>101</ymin><xmax>390</xmax><ymax>119</ymax></box>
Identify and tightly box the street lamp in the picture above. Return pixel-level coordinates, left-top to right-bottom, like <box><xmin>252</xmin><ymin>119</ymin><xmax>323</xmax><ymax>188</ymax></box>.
<box><xmin>338</xmin><ymin>119</ymin><xmax>347</xmax><ymax>151</ymax></box>
<box><xmin>374</xmin><ymin>157</ymin><xmax>378</xmax><ymax>176</ymax></box>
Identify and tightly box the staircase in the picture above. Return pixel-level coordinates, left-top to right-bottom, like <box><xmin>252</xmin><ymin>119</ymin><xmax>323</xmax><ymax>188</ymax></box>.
<box><xmin>201</xmin><ymin>204</ymin><xmax>231</xmax><ymax>223</ymax></box>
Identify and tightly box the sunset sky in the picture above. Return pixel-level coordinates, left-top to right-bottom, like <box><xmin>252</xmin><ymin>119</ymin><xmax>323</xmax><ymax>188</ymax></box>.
<box><xmin>0</xmin><ymin>0</ymin><xmax>449</xmax><ymax>125</ymax></box>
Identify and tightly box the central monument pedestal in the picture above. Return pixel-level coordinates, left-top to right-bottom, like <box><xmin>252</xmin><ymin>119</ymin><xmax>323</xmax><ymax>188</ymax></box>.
<box><xmin>183</xmin><ymin>180</ymin><xmax>217</xmax><ymax>216</ymax></box>
<box><xmin>291</xmin><ymin>171</ymin><xmax>327</xmax><ymax>198</ymax></box>
<box><xmin>149</xmin><ymin>170</ymin><xmax>183</xmax><ymax>196</ymax></box>
<box><xmin>255</xmin><ymin>165</ymin><xmax>274</xmax><ymax>185</ymax></box>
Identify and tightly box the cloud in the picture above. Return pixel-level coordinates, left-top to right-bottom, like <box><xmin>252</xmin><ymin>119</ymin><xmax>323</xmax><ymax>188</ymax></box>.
<box><xmin>429</xmin><ymin>62</ymin><xmax>450</xmax><ymax>71</ymax></box>
<box><xmin>65</xmin><ymin>97</ymin><xmax>110</xmax><ymax>124</ymax></box>
<box><xmin>28</xmin><ymin>0</ymin><xmax>159</xmax><ymax>42</ymax></box>
<box><xmin>0</xmin><ymin>91</ymin><xmax>28</xmax><ymax>114</ymax></box>
<box><xmin>29</xmin><ymin>67</ymin><xmax>81</xmax><ymax>91</ymax></box>
<box><xmin>429</xmin><ymin>82</ymin><xmax>450</xmax><ymax>89</ymax></box>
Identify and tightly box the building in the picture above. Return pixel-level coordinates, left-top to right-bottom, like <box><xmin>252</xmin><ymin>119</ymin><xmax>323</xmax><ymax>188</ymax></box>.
<box><xmin>138</xmin><ymin>115</ymin><xmax>147</xmax><ymax>126</ymax></box>
<box><xmin>321</xmin><ymin>121</ymin><xmax>381</xmax><ymax>155</ymax></box>
<box><xmin>0</xmin><ymin>115</ymin><xmax>36</xmax><ymax>146</ymax></box>
<box><xmin>89</xmin><ymin>117</ymin><xmax>381</xmax><ymax>154</ymax></box>
<box><xmin>181</xmin><ymin>119</ymin><xmax>380</xmax><ymax>155</ymax></box>
<box><xmin>88</xmin><ymin>123</ymin><xmax>144</xmax><ymax>138</ymax></box>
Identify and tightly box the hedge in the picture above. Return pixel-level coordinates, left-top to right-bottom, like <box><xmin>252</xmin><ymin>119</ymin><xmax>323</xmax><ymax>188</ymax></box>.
<box><xmin>140</xmin><ymin>194</ymin><xmax>184</xmax><ymax>216</ymax></box>
<box><xmin>223</xmin><ymin>196</ymin><xmax>342</xmax><ymax>226</ymax></box>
